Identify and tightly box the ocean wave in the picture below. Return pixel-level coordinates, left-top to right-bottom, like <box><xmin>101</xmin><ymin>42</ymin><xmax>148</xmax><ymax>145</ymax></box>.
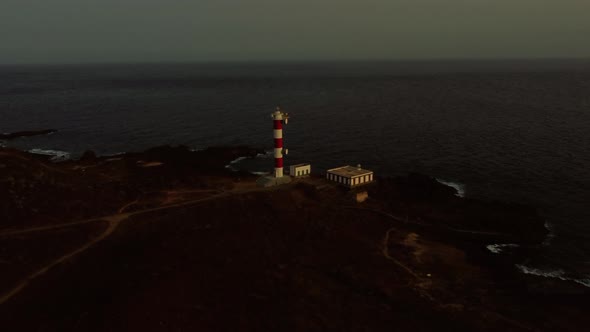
<box><xmin>486</xmin><ymin>243</ymin><xmax>519</xmax><ymax>254</ymax></box>
<box><xmin>230</xmin><ymin>156</ymin><xmax>248</xmax><ymax>164</ymax></box>
<box><xmin>256</xmin><ymin>150</ymin><xmax>273</xmax><ymax>158</ymax></box>
<box><xmin>542</xmin><ymin>221</ymin><xmax>556</xmax><ymax>246</ymax></box>
<box><xmin>227</xmin><ymin>150</ymin><xmax>272</xmax><ymax>171</ymax></box>
<box><xmin>250</xmin><ymin>171</ymin><xmax>270</xmax><ymax>175</ymax></box>
<box><xmin>28</xmin><ymin>148</ymin><xmax>71</xmax><ymax>161</ymax></box>
<box><xmin>106</xmin><ymin>152</ymin><xmax>127</xmax><ymax>157</ymax></box>
<box><xmin>436</xmin><ymin>179</ymin><xmax>465</xmax><ymax>197</ymax></box>
<box><xmin>516</xmin><ymin>264</ymin><xmax>590</xmax><ymax>288</ymax></box>
<box><xmin>224</xmin><ymin>156</ymin><xmax>249</xmax><ymax>171</ymax></box>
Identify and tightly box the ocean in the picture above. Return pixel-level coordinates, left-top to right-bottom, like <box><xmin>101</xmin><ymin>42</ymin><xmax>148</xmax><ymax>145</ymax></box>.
<box><xmin>1</xmin><ymin>60</ymin><xmax>589</xmax><ymax>286</ymax></box>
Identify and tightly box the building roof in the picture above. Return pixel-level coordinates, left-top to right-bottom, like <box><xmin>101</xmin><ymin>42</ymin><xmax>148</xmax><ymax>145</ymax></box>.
<box><xmin>327</xmin><ymin>165</ymin><xmax>373</xmax><ymax>178</ymax></box>
<box><xmin>290</xmin><ymin>163</ymin><xmax>310</xmax><ymax>168</ymax></box>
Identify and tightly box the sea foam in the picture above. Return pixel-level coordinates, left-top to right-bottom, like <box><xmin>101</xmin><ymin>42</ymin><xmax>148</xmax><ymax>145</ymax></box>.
<box><xmin>256</xmin><ymin>150</ymin><xmax>273</xmax><ymax>158</ymax></box>
<box><xmin>250</xmin><ymin>171</ymin><xmax>270</xmax><ymax>175</ymax></box>
<box><xmin>436</xmin><ymin>179</ymin><xmax>465</xmax><ymax>197</ymax></box>
<box><xmin>486</xmin><ymin>243</ymin><xmax>519</xmax><ymax>254</ymax></box>
<box><xmin>28</xmin><ymin>148</ymin><xmax>71</xmax><ymax>161</ymax></box>
<box><xmin>230</xmin><ymin>156</ymin><xmax>248</xmax><ymax>164</ymax></box>
<box><xmin>542</xmin><ymin>221</ymin><xmax>556</xmax><ymax>246</ymax></box>
<box><xmin>224</xmin><ymin>156</ymin><xmax>249</xmax><ymax>171</ymax></box>
<box><xmin>516</xmin><ymin>264</ymin><xmax>590</xmax><ymax>288</ymax></box>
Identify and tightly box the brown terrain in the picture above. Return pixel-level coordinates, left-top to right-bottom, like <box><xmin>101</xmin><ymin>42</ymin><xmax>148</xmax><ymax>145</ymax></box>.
<box><xmin>0</xmin><ymin>145</ymin><xmax>588</xmax><ymax>331</ymax></box>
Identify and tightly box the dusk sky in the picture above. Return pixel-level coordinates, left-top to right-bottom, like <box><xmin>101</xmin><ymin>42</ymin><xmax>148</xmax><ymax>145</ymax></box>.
<box><xmin>1</xmin><ymin>0</ymin><xmax>589</xmax><ymax>64</ymax></box>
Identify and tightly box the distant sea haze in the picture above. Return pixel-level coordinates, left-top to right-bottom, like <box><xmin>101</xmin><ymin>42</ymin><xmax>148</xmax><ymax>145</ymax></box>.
<box><xmin>1</xmin><ymin>60</ymin><xmax>590</xmax><ymax>286</ymax></box>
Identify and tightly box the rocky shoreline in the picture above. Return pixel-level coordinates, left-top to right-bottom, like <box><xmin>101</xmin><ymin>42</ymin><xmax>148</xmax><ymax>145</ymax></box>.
<box><xmin>0</xmin><ymin>129</ymin><xmax>57</xmax><ymax>140</ymax></box>
<box><xmin>0</xmin><ymin>145</ymin><xmax>587</xmax><ymax>331</ymax></box>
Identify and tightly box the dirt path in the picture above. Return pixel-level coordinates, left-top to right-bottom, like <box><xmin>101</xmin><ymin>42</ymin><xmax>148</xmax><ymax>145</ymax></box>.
<box><xmin>118</xmin><ymin>199</ymin><xmax>139</xmax><ymax>214</ymax></box>
<box><xmin>0</xmin><ymin>219</ymin><xmax>104</xmax><ymax>237</ymax></box>
<box><xmin>0</xmin><ymin>217</ymin><xmax>119</xmax><ymax>305</ymax></box>
<box><xmin>381</xmin><ymin>227</ymin><xmax>420</xmax><ymax>279</ymax></box>
<box><xmin>0</xmin><ymin>190</ymin><xmax>224</xmax><ymax>237</ymax></box>
<box><xmin>369</xmin><ymin>208</ymin><xmax>534</xmax><ymax>330</ymax></box>
<box><xmin>0</xmin><ymin>186</ymin><xmax>265</xmax><ymax>305</ymax></box>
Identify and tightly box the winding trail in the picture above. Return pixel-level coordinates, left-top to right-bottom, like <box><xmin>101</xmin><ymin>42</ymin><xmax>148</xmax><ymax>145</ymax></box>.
<box><xmin>0</xmin><ymin>190</ymin><xmax>224</xmax><ymax>237</ymax></box>
<box><xmin>0</xmin><ymin>219</ymin><xmax>104</xmax><ymax>237</ymax></box>
<box><xmin>0</xmin><ymin>186</ymin><xmax>265</xmax><ymax>306</ymax></box>
<box><xmin>118</xmin><ymin>198</ymin><xmax>139</xmax><ymax>214</ymax></box>
<box><xmin>350</xmin><ymin>206</ymin><xmax>534</xmax><ymax>331</ymax></box>
<box><xmin>381</xmin><ymin>226</ymin><xmax>419</xmax><ymax>278</ymax></box>
<box><xmin>344</xmin><ymin>206</ymin><xmax>423</xmax><ymax>278</ymax></box>
<box><xmin>0</xmin><ymin>216</ymin><xmax>122</xmax><ymax>305</ymax></box>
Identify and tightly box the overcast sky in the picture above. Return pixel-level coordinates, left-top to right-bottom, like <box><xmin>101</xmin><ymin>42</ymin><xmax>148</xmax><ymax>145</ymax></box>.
<box><xmin>1</xmin><ymin>0</ymin><xmax>589</xmax><ymax>64</ymax></box>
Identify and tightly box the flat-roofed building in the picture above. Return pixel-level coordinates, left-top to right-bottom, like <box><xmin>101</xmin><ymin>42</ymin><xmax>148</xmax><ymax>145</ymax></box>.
<box><xmin>326</xmin><ymin>165</ymin><xmax>373</xmax><ymax>188</ymax></box>
<box><xmin>290</xmin><ymin>163</ymin><xmax>311</xmax><ymax>177</ymax></box>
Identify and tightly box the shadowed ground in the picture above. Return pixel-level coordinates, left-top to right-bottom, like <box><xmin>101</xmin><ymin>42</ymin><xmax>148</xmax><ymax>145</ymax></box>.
<box><xmin>0</xmin><ymin>146</ymin><xmax>588</xmax><ymax>331</ymax></box>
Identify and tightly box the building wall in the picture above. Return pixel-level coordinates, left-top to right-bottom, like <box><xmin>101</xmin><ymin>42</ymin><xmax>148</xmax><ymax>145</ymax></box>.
<box><xmin>356</xmin><ymin>191</ymin><xmax>369</xmax><ymax>203</ymax></box>
<box><xmin>291</xmin><ymin>164</ymin><xmax>311</xmax><ymax>177</ymax></box>
<box><xmin>326</xmin><ymin>171</ymin><xmax>373</xmax><ymax>188</ymax></box>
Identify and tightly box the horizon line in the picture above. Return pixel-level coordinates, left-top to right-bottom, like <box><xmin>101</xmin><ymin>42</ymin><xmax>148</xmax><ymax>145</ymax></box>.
<box><xmin>1</xmin><ymin>57</ymin><xmax>590</xmax><ymax>67</ymax></box>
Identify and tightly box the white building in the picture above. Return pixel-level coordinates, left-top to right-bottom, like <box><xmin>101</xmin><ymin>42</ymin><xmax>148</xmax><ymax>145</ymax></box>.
<box><xmin>290</xmin><ymin>163</ymin><xmax>311</xmax><ymax>177</ymax></box>
<box><xmin>326</xmin><ymin>165</ymin><xmax>373</xmax><ymax>188</ymax></box>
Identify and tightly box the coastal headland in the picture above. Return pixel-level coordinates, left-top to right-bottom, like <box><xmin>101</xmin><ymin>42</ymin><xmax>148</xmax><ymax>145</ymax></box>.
<box><xmin>0</xmin><ymin>145</ymin><xmax>587</xmax><ymax>331</ymax></box>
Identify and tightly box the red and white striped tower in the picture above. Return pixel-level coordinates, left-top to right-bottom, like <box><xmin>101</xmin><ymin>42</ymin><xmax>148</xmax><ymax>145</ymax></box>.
<box><xmin>271</xmin><ymin>107</ymin><xmax>289</xmax><ymax>178</ymax></box>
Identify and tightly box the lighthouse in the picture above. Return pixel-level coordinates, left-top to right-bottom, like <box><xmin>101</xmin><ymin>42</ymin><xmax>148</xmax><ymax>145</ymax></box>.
<box><xmin>256</xmin><ymin>107</ymin><xmax>292</xmax><ymax>187</ymax></box>
<box><xmin>272</xmin><ymin>107</ymin><xmax>289</xmax><ymax>178</ymax></box>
